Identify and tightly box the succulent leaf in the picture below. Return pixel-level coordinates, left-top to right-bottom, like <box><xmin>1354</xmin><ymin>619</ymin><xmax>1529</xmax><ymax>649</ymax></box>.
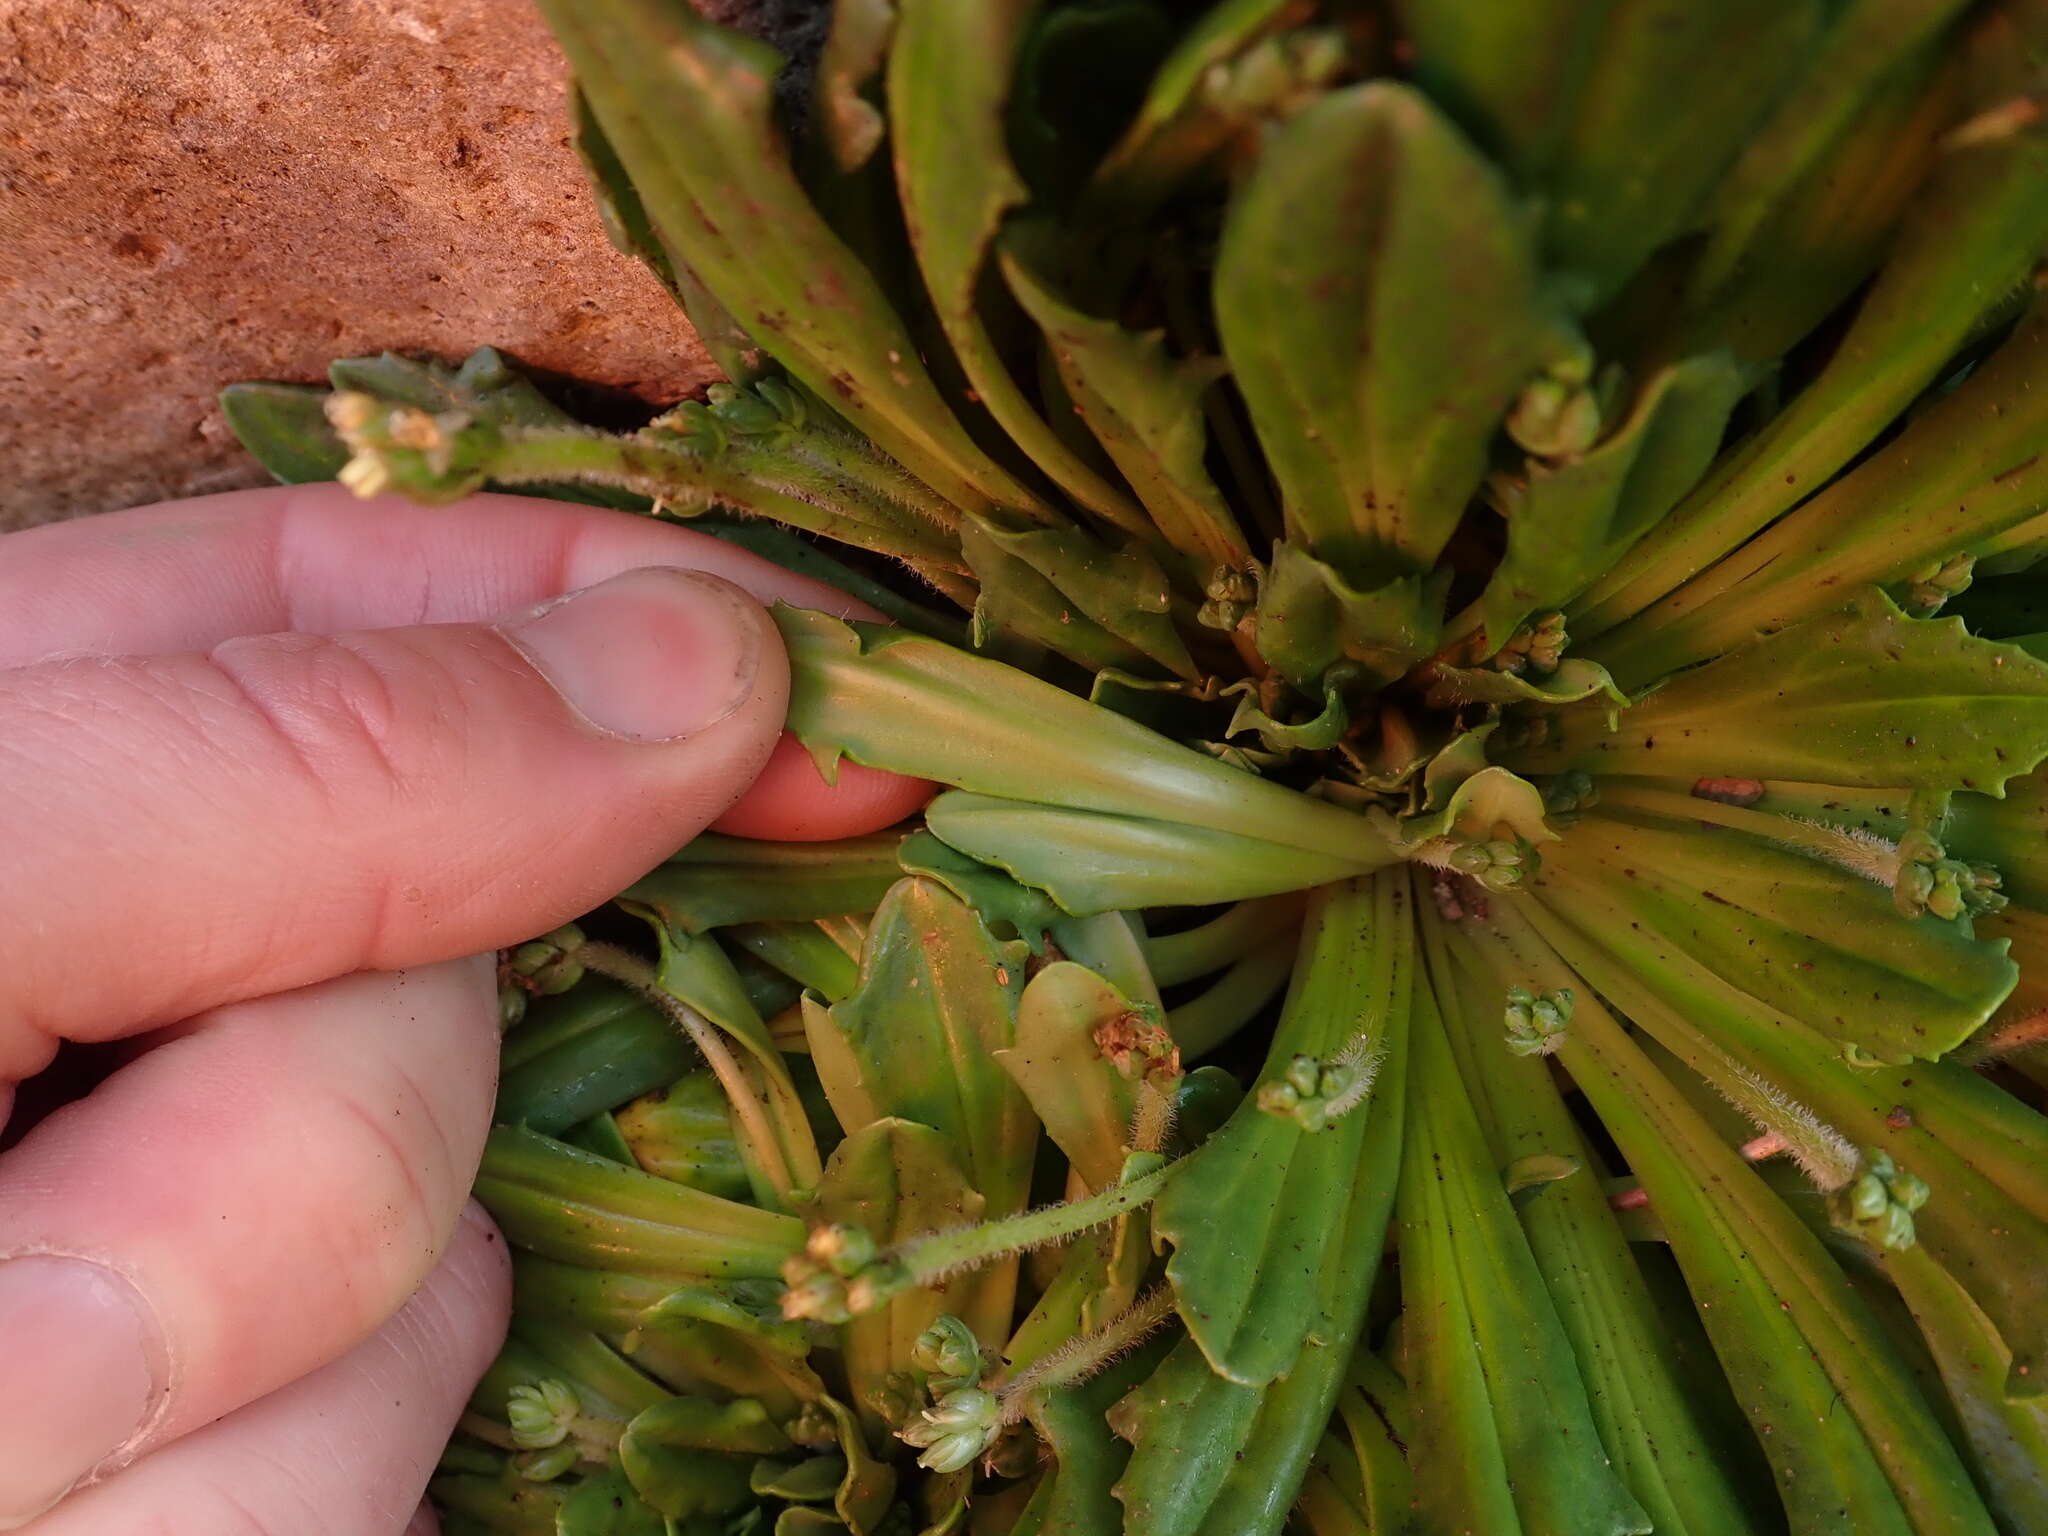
<box><xmin>1522</xmin><ymin>589</ymin><xmax>2048</xmax><ymax>793</ymax></box>
<box><xmin>1153</xmin><ymin>875</ymin><xmax>1411</xmax><ymax>1384</ymax></box>
<box><xmin>1216</xmin><ymin>81</ymin><xmax>1583</xmax><ymax>581</ymax></box>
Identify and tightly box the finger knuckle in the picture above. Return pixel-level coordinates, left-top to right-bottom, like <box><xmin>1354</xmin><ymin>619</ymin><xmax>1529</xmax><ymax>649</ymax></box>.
<box><xmin>200</xmin><ymin>632</ymin><xmax>431</xmax><ymax>809</ymax></box>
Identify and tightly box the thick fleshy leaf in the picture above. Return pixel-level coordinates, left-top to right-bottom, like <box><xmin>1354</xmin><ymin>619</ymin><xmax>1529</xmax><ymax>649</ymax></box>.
<box><xmin>429</xmin><ymin>1472</ymin><xmax>565</xmax><ymax>1534</ymax></box>
<box><xmin>1421</xmin><ymin>657</ymin><xmax>1629</xmax><ymax>715</ymax></box>
<box><xmin>1492</xmin><ymin>902</ymin><xmax>2003</xmax><ymax>1535</ymax></box>
<box><xmin>1010</xmin><ymin>1336</ymin><xmax>1173</xmax><ymax>1536</ymax></box>
<box><xmin>622</xmin><ymin>1288</ymin><xmax>822</xmax><ymax>1422</ymax></box>
<box><xmin>1675</xmin><ymin>25</ymin><xmax>1958</xmax><ymax>364</ymax></box>
<box><xmin>1573</xmin><ymin>41</ymin><xmax>2048</xmax><ymax>637</ymax></box>
<box><xmin>481</xmin><ymin>1321</ymin><xmax>673</xmax><ymax>1427</ymax></box>
<box><xmin>1152</xmin><ymin>875</ymin><xmax>1411</xmax><ymax>1384</ymax></box>
<box><xmin>1885</xmin><ymin>1250</ymin><xmax>2048</xmax><ymax>1531</ymax></box>
<box><xmin>727</xmin><ymin>922</ymin><xmax>864</xmax><ymax>1005</ymax></box>
<box><xmin>1392</xmin><ymin>0</ymin><xmax>1605</xmax><ymax>179</ymax></box>
<box><xmin>1252</xmin><ymin>542</ymin><xmax>1447</xmax><ymax>691</ymax></box>
<box><xmin>752</xmin><ymin>1455</ymin><xmax>848</xmax><ymax>1505</ymax></box>
<box><xmin>617</xmin><ymin>921</ymin><xmax>822</xmax><ymax>1209</ymax></box>
<box><xmin>896</xmin><ymin>830</ymin><xmax>1064</xmax><ymax>951</ymax></box>
<box><xmin>1948</xmin><ymin>772</ymin><xmax>2048</xmax><ymax>910</ymax></box>
<box><xmin>497</xmin><ymin>981</ymin><xmax>696</xmax><ymax>1136</ymax></box>
<box><xmin>812</xmin><ymin>0</ymin><xmax>894</xmax><ymax>175</ymax></box>
<box><xmin>996</xmin><ymin>962</ymin><xmax>1146</xmax><ymax>1191</ymax></box>
<box><xmin>1396</xmin><ymin>972</ymin><xmax>1652</xmax><ymax>1536</ymax></box>
<box><xmin>888</xmin><ymin>0</ymin><xmax>1148</xmax><ymax>535</ymax></box>
<box><xmin>1406</xmin><ymin>0</ymin><xmax>1825</xmax><ymax>306</ymax></box>
<box><xmin>536</xmin><ymin>0</ymin><xmax>1034</xmax><ymax>515</ymax></box>
<box><xmin>1111</xmin><ymin>979</ymin><xmax>1407</xmax><ymax>1535</ymax></box>
<box><xmin>1430</xmin><ymin>914</ymin><xmax>1775</xmax><ymax>1532</ymax></box>
<box><xmin>1603</xmin><ymin>299</ymin><xmax>2048</xmax><ymax>683</ymax></box>
<box><xmin>1517</xmin><ymin>590</ymin><xmax>2048</xmax><ymax>794</ymax></box>
<box><xmin>962</xmin><ymin>514</ymin><xmax>1197</xmax><ymax>680</ymax></box>
<box><xmin>774</xmin><ymin>608</ymin><xmax>1397</xmax><ymax>869</ymax></box>
<box><xmin>1682</xmin><ymin>0</ymin><xmax>1977</xmax><ymax>312</ymax></box>
<box><xmin>1395</xmin><ymin>765</ymin><xmax>1559</xmax><ymax>854</ymax></box>
<box><xmin>1002</xmin><ymin>241</ymin><xmax>1248</xmax><ymax>573</ymax></box>
<box><xmin>1139</xmin><ymin>897</ymin><xmax>1300</xmax><ymax>988</ymax></box>
<box><xmin>923</xmin><ymin>792</ymin><xmax>1378</xmax><ymax>914</ymax></box>
<box><xmin>817</xmin><ymin>1390</ymin><xmax>899</xmax><ymax>1534</ymax></box>
<box><xmin>474</xmin><ymin>1127</ymin><xmax>801</xmax><ymax>1281</ymax></box>
<box><xmin>620</xmin><ymin>1398</ymin><xmax>788</xmax><ymax>1519</ymax></box>
<box><xmin>1296</xmin><ymin>1354</ymin><xmax>1412</xmax><ymax>1536</ymax></box>
<box><xmin>807</xmin><ymin>878</ymin><xmax>1036</xmax><ymax>1221</ymax></box>
<box><xmin>1523</xmin><ymin>881</ymin><xmax>2048</xmax><ymax>1396</ymax></box>
<box><xmin>1080</xmin><ymin>0</ymin><xmax>1308</xmax><ymax>222</ymax></box>
<box><xmin>612</xmin><ymin>1072</ymin><xmax>749</xmax><ymax>1201</ymax></box>
<box><xmin>1538</xmin><ymin>810</ymin><xmax>2017</xmax><ymax>1062</ymax></box>
<box><xmin>1216</xmin><ymin>81</ymin><xmax>1581</xmax><ymax>580</ymax></box>
<box><xmin>813</xmin><ymin>1119</ymin><xmax>990</xmax><ymax>1431</ymax></box>
<box><xmin>571</xmin><ymin>86</ymin><xmax>687</xmax><ymax>307</ymax></box>
<box><xmin>218</xmin><ymin>382</ymin><xmax>349</xmax><ymax>484</ymax></box>
<box><xmin>557</xmin><ymin>1462</ymin><xmax>670</xmax><ymax>1536</ymax></box>
<box><xmin>1539</xmin><ymin>1</ymin><xmax>1820</xmax><ymax>305</ymax></box>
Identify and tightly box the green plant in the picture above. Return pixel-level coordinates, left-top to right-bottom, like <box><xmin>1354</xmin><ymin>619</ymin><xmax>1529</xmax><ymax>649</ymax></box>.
<box><xmin>224</xmin><ymin>2</ymin><xmax>2048</xmax><ymax>1531</ymax></box>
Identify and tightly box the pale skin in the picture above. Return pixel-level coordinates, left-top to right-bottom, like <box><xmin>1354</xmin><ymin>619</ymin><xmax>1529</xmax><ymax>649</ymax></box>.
<box><xmin>0</xmin><ymin>486</ymin><xmax>932</xmax><ymax>1533</ymax></box>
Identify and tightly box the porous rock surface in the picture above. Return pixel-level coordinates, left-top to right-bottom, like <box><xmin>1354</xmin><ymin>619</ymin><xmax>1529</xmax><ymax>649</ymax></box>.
<box><xmin>0</xmin><ymin>0</ymin><xmax>817</xmax><ymax>528</ymax></box>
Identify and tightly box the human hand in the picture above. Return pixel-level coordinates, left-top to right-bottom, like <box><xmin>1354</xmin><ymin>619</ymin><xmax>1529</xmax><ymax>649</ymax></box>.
<box><xmin>0</xmin><ymin>486</ymin><xmax>931</xmax><ymax>1532</ymax></box>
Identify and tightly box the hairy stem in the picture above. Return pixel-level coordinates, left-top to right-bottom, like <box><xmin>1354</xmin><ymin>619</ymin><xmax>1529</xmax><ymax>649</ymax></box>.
<box><xmin>574</xmin><ymin>941</ymin><xmax>797</xmax><ymax>1202</ymax></box>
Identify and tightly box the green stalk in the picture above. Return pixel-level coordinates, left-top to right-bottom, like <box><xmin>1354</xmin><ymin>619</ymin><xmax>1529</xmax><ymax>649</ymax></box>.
<box><xmin>576</xmin><ymin>941</ymin><xmax>809</xmax><ymax>1207</ymax></box>
<box><xmin>893</xmin><ymin>1158</ymin><xmax>1180</xmax><ymax>1291</ymax></box>
<box><xmin>1142</xmin><ymin>895</ymin><xmax>1300</xmax><ymax>987</ymax></box>
<box><xmin>995</xmin><ymin>1286</ymin><xmax>1179</xmax><ymax>1424</ymax></box>
<box><xmin>1165</xmin><ymin>939</ymin><xmax>1296</xmax><ymax>1059</ymax></box>
<box><xmin>483</xmin><ymin>427</ymin><xmax>975</xmax><ymax>600</ymax></box>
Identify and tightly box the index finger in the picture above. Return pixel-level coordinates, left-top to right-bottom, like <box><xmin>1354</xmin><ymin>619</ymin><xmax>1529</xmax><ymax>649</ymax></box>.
<box><xmin>0</xmin><ymin>484</ymin><xmax>882</xmax><ymax>667</ymax></box>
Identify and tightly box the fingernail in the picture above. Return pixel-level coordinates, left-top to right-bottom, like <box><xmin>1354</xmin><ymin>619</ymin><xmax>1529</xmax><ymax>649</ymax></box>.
<box><xmin>0</xmin><ymin>1256</ymin><xmax>162</xmax><ymax>1525</ymax></box>
<box><xmin>499</xmin><ymin>568</ymin><xmax>765</xmax><ymax>742</ymax></box>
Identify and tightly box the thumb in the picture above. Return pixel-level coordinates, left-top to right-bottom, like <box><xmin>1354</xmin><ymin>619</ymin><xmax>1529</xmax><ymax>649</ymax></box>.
<box><xmin>0</xmin><ymin>566</ymin><xmax>788</xmax><ymax>1066</ymax></box>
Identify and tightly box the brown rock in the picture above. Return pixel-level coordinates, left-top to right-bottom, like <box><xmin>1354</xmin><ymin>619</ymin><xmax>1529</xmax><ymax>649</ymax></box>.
<box><xmin>0</xmin><ymin>0</ymin><xmax>728</xmax><ymax>529</ymax></box>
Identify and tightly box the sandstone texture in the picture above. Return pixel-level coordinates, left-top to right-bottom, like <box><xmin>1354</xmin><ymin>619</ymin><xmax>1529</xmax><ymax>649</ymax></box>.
<box><xmin>0</xmin><ymin>0</ymin><xmax>734</xmax><ymax>528</ymax></box>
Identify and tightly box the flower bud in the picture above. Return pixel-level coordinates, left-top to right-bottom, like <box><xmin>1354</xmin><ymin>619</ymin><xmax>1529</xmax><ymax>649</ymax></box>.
<box><xmin>707</xmin><ymin>382</ymin><xmax>787</xmax><ymax>435</ymax></box>
<box><xmin>778</xmin><ymin>1259</ymin><xmax>851</xmax><ymax>1324</ymax></box>
<box><xmin>807</xmin><ymin>1222</ymin><xmax>879</xmax><ymax>1278</ymax></box>
<box><xmin>911</xmin><ymin>1315</ymin><xmax>984</xmax><ymax>1386</ymax></box>
<box><xmin>899</xmin><ymin>1387</ymin><xmax>1001</xmax><ymax>1473</ymax></box>
<box><xmin>507</xmin><ymin>1379</ymin><xmax>580</xmax><ymax>1450</ymax></box>
<box><xmin>1904</xmin><ymin>553</ymin><xmax>1974</xmax><ymax>615</ymax></box>
<box><xmin>497</xmin><ymin>982</ymin><xmax>529</xmax><ymax>1032</ymax></box>
<box><xmin>754</xmin><ymin>377</ymin><xmax>808</xmax><ymax>429</ymax></box>
<box><xmin>324</xmin><ymin>391</ymin><xmax>498</xmax><ymax>506</ymax></box>
<box><xmin>1505</xmin><ymin>986</ymin><xmax>1574</xmax><ymax>1057</ymax></box>
<box><xmin>507</xmin><ymin>924</ymin><xmax>587</xmax><ymax>995</ymax></box>
<box><xmin>1508</xmin><ymin>377</ymin><xmax>1601</xmax><ymax>459</ymax></box>
<box><xmin>842</xmin><ymin>1261</ymin><xmax>911</xmax><ymax>1317</ymax></box>
<box><xmin>1831</xmin><ymin>1148</ymin><xmax>1929</xmax><ymax>1251</ymax></box>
